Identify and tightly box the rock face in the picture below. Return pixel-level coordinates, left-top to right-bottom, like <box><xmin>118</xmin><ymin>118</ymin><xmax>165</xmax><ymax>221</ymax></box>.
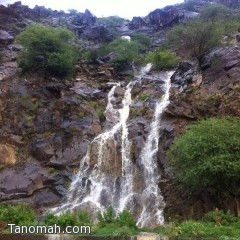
<box><xmin>162</xmin><ymin>45</ymin><xmax>240</xmax><ymax>220</ymax></box>
<box><xmin>71</xmin><ymin>9</ymin><xmax>96</xmax><ymax>26</ymax></box>
<box><xmin>0</xmin><ymin>144</ymin><xmax>16</xmax><ymax>165</ymax></box>
<box><xmin>148</xmin><ymin>6</ymin><xmax>182</xmax><ymax>28</ymax></box>
<box><xmin>0</xmin><ymin>30</ymin><xmax>14</xmax><ymax>45</ymax></box>
<box><xmin>129</xmin><ymin>17</ymin><xmax>147</xmax><ymax>29</ymax></box>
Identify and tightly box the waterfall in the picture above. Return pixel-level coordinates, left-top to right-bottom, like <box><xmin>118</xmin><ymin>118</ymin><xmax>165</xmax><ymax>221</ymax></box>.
<box><xmin>137</xmin><ymin>71</ymin><xmax>173</xmax><ymax>227</ymax></box>
<box><xmin>52</xmin><ymin>65</ymin><xmax>173</xmax><ymax>228</ymax></box>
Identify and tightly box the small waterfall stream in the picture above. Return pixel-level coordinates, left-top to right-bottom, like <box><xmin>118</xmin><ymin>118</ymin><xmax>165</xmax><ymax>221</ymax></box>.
<box><xmin>52</xmin><ymin>65</ymin><xmax>173</xmax><ymax>227</ymax></box>
<box><xmin>137</xmin><ymin>71</ymin><xmax>173</xmax><ymax>227</ymax></box>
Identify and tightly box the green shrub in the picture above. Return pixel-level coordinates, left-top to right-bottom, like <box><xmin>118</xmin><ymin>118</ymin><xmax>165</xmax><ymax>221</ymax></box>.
<box><xmin>16</xmin><ymin>25</ymin><xmax>77</xmax><ymax>77</ymax></box>
<box><xmin>203</xmin><ymin>210</ymin><xmax>238</xmax><ymax>225</ymax></box>
<box><xmin>183</xmin><ymin>0</ymin><xmax>197</xmax><ymax>11</ymax></box>
<box><xmin>97</xmin><ymin>206</ymin><xmax>116</xmax><ymax>227</ymax></box>
<box><xmin>97</xmin><ymin>16</ymin><xmax>125</xmax><ymax>27</ymax></box>
<box><xmin>145</xmin><ymin>49</ymin><xmax>178</xmax><ymax>70</ymax></box>
<box><xmin>117</xmin><ymin>210</ymin><xmax>137</xmax><ymax>229</ymax></box>
<box><xmin>0</xmin><ymin>203</ymin><xmax>36</xmax><ymax>226</ymax></box>
<box><xmin>132</xmin><ymin>33</ymin><xmax>151</xmax><ymax>49</ymax></box>
<box><xmin>78</xmin><ymin>211</ymin><xmax>92</xmax><ymax>225</ymax></box>
<box><xmin>167</xmin><ymin>19</ymin><xmax>224</xmax><ymax>64</ymax></box>
<box><xmin>97</xmin><ymin>207</ymin><xmax>136</xmax><ymax>228</ymax></box>
<box><xmin>44</xmin><ymin>212</ymin><xmax>78</xmax><ymax>229</ymax></box>
<box><xmin>200</xmin><ymin>4</ymin><xmax>230</xmax><ymax>23</ymax></box>
<box><xmin>99</xmin><ymin>38</ymin><xmax>141</xmax><ymax>70</ymax></box>
<box><xmin>44</xmin><ymin>210</ymin><xmax>92</xmax><ymax>229</ymax></box>
<box><xmin>168</xmin><ymin>117</ymin><xmax>240</xmax><ymax>195</ymax></box>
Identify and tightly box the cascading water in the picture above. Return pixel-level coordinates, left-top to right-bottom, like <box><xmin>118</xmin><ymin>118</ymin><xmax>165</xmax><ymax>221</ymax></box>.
<box><xmin>52</xmin><ymin>64</ymin><xmax>173</xmax><ymax>227</ymax></box>
<box><xmin>137</xmin><ymin>71</ymin><xmax>173</xmax><ymax>227</ymax></box>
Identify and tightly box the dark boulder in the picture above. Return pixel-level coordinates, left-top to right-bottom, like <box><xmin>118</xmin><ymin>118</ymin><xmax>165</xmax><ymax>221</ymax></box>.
<box><xmin>0</xmin><ymin>30</ymin><xmax>14</xmax><ymax>45</ymax></box>
<box><xmin>71</xmin><ymin>9</ymin><xmax>96</xmax><ymax>26</ymax></box>
<box><xmin>80</xmin><ymin>25</ymin><xmax>112</xmax><ymax>42</ymax></box>
<box><xmin>148</xmin><ymin>6</ymin><xmax>182</xmax><ymax>28</ymax></box>
<box><xmin>31</xmin><ymin>139</ymin><xmax>54</xmax><ymax>163</ymax></box>
<box><xmin>129</xmin><ymin>17</ymin><xmax>147</xmax><ymax>29</ymax></box>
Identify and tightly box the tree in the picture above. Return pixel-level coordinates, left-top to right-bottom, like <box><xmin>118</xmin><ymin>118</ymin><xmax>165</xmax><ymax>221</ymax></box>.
<box><xmin>200</xmin><ymin>4</ymin><xmax>230</xmax><ymax>23</ymax></box>
<box><xmin>99</xmin><ymin>38</ymin><xmax>141</xmax><ymax>70</ymax></box>
<box><xmin>168</xmin><ymin>117</ymin><xmax>240</xmax><ymax>196</ymax></box>
<box><xmin>145</xmin><ymin>49</ymin><xmax>178</xmax><ymax>70</ymax></box>
<box><xmin>167</xmin><ymin>19</ymin><xmax>224</xmax><ymax>65</ymax></box>
<box><xmin>16</xmin><ymin>25</ymin><xmax>77</xmax><ymax>77</ymax></box>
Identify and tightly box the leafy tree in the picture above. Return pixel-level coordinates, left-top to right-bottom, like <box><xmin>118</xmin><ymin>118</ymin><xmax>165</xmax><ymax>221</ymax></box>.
<box><xmin>167</xmin><ymin>19</ymin><xmax>224</xmax><ymax>65</ymax></box>
<box><xmin>168</xmin><ymin>117</ymin><xmax>240</xmax><ymax>196</ymax></box>
<box><xmin>200</xmin><ymin>4</ymin><xmax>230</xmax><ymax>23</ymax></box>
<box><xmin>183</xmin><ymin>0</ymin><xmax>197</xmax><ymax>11</ymax></box>
<box><xmin>131</xmin><ymin>33</ymin><xmax>151</xmax><ymax>50</ymax></box>
<box><xmin>145</xmin><ymin>49</ymin><xmax>178</xmax><ymax>70</ymax></box>
<box><xmin>16</xmin><ymin>25</ymin><xmax>77</xmax><ymax>77</ymax></box>
<box><xmin>100</xmin><ymin>38</ymin><xmax>141</xmax><ymax>70</ymax></box>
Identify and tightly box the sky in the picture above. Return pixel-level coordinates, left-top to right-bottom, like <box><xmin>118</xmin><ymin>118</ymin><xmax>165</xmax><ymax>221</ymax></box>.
<box><xmin>1</xmin><ymin>0</ymin><xmax>184</xmax><ymax>19</ymax></box>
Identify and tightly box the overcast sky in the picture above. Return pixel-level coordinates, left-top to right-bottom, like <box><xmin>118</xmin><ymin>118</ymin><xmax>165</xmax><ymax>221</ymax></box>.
<box><xmin>1</xmin><ymin>0</ymin><xmax>184</xmax><ymax>19</ymax></box>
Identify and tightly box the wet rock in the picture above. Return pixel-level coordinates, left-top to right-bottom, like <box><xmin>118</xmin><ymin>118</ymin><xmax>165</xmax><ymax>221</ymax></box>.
<box><xmin>148</xmin><ymin>6</ymin><xmax>182</xmax><ymax>28</ymax></box>
<box><xmin>0</xmin><ymin>161</ymin><xmax>49</xmax><ymax>196</ymax></box>
<box><xmin>34</xmin><ymin>188</ymin><xmax>60</xmax><ymax>206</ymax></box>
<box><xmin>0</xmin><ymin>144</ymin><xmax>16</xmax><ymax>165</ymax></box>
<box><xmin>49</xmin><ymin>141</ymin><xmax>88</xmax><ymax>167</ymax></box>
<box><xmin>236</xmin><ymin>33</ymin><xmax>240</xmax><ymax>43</ymax></box>
<box><xmin>129</xmin><ymin>17</ymin><xmax>147</xmax><ymax>29</ymax></box>
<box><xmin>99</xmin><ymin>52</ymin><xmax>118</xmax><ymax>63</ymax></box>
<box><xmin>81</xmin><ymin>25</ymin><xmax>111</xmax><ymax>42</ymax></box>
<box><xmin>0</xmin><ymin>30</ymin><xmax>14</xmax><ymax>45</ymax></box>
<box><xmin>71</xmin><ymin>9</ymin><xmax>96</xmax><ymax>26</ymax></box>
<box><xmin>7</xmin><ymin>44</ymin><xmax>23</xmax><ymax>51</ymax></box>
<box><xmin>114</xmin><ymin>86</ymin><xmax>125</xmax><ymax>97</ymax></box>
<box><xmin>131</xmin><ymin>136</ymin><xmax>145</xmax><ymax>161</ymax></box>
<box><xmin>31</xmin><ymin>139</ymin><xmax>54</xmax><ymax>163</ymax></box>
<box><xmin>171</xmin><ymin>60</ymin><xmax>198</xmax><ymax>91</ymax></box>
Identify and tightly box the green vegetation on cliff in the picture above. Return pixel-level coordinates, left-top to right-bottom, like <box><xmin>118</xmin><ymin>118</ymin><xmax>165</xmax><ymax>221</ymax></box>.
<box><xmin>167</xmin><ymin>3</ymin><xmax>240</xmax><ymax>65</ymax></box>
<box><xmin>16</xmin><ymin>25</ymin><xmax>78</xmax><ymax>77</ymax></box>
<box><xmin>145</xmin><ymin>49</ymin><xmax>178</xmax><ymax>70</ymax></box>
<box><xmin>99</xmin><ymin>38</ymin><xmax>142</xmax><ymax>70</ymax></box>
<box><xmin>168</xmin><ymin>117</ymin><xmax>240</xmax><ymax>196</ymax></box>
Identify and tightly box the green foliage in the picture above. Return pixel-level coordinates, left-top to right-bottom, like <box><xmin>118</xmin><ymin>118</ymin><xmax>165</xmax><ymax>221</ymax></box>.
<box><xmin>203</xmin><ymin>209</ymin><xmax>238</xmax><ymax>225</ymax></box>
<box><xmin>183</xmin><ymin>0</ymin><xmax>197</xmax><ymax>11</ymax></box>
<box><xmin>97</xmin><ymin>206</ymin><xmax>116</xmax><ymax>227</ymax></box>
<box><xmin>131</xmin><ymin>33</ymin><xmax>151</xmax><ymax>49</ymax></box>
<box><xmin>16</xmin><ymin>25</ymin><xmax>77</xmax><ymax>77</ymax></box>
<box><xmin>167</xmin><ymin>19</ymin><xmax>224</xmax><ymax>64</ymax></box>
<box><xmin>82</xmin><ymin>49</ymin><xmax>99</xmax><ymax>63</ymax></box>
<box><xmin>44</xmin><ymin>210</ymin><xmax>92</xmax><ymax>229</ymax></box>
<box><xmin>116</xmin><ymin>210</ymin><xmax>137</xmax><ymax>229</ymax></box>
<box><xmin>168</xmin><ymin>117</ymin><xmax>240</xmax><ymax>195</ymax></box>
<box><xmin>95</xmin><ymin>207</ymin><xmax>137</xmax><ymax>237</ymax></box>
<box><xmin>145</xmin><ymin>49</ymin><xmax>178</xmax><ymax>70</ymax></box>
<box><xmin>156</xmin><ymin>218</ymin><xmax>240</xmax><ymax>239</ymax></box>
<box><xmin>78</xmin><ymin>211</ymin><xmax>92</xmax><ymax>225</ymax></box>
<box><xmin>97</xmin><ymin>16</ymin><xmax>125</xmax><ymax>27</ymax></box>
<box><xmin>200</xmin><ymin>4</ymin><xmax>230</xmax><ymax>23</ymax></box>
<box><xmin>99</xmin><ymin>38</ymin><xmax>141</xmax><ymax>70</ymax></box>
<box><xmin>97</xmin><ymin>207</ymin><xmax>136</xmax><ymax>229</ymax></box>
<box><xmin>0</xmin><ymin>203</ymin><xmax>36</xmax><ymax>226</ymax></box>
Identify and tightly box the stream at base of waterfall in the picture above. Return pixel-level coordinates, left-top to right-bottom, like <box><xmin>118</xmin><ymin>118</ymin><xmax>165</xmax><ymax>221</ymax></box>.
<box><xmin>52</xmin><ymin>64</ymin><xmax>173</xmax><ymax>228</ymax></box>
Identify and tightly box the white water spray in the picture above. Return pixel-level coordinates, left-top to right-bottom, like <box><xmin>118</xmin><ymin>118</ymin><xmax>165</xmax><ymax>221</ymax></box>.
<box><xmin>137</xmin><ymin>71</ymin><xmax>173</xmax><ymax>227</ymax></box>
<box><xmin>52</xmin><ymin>64</ymin><xmax>173</xmax><ymax>228</ymax></box>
